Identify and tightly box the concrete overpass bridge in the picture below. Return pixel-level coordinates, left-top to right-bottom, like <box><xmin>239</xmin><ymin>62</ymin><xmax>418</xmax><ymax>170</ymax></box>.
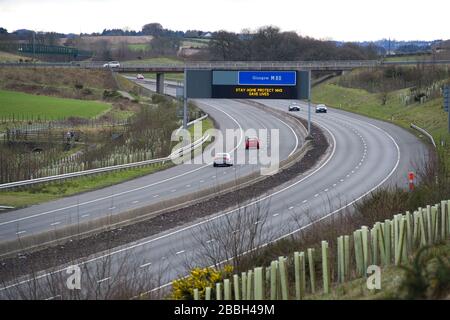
<box><xmin>2</xmin><ymin>59</ymin><xmax>450</xmax><ymax>94</ymax></box>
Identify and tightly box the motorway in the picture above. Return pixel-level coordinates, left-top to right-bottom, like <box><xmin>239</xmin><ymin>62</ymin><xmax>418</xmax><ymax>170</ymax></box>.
<box><xmin>0</xmin><ymin>81</ymin><xmax>428</xmax><ymax>299</ymax></box>
<box><xmin>0</xmin><ymin>97</ymin><xmax>301</xmax><ymax>243</ymax></box>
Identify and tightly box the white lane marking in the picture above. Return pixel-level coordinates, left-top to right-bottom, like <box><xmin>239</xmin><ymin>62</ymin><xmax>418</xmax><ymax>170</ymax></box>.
<box><xmin>153</xmin><ymin>194</ymin><xmax>159</xmax><ymax>198</ymax></box>
<box><xmin>333</xmin><ymin>183</ymin><xmax>337</xmax><ymax>187</ymax></box>
<box><xmin>302</xmin><ymin>200</ymin><xmax>308</xmax><ymax>203</ymax></box>
<box><xmin>132</xmin><ymin>200</ymin><xmax>139</xmax><ymax>204</ymax></box>
<box><xmin>45</xmin><ymin>295</ymin><xmax>61</xmax><ymax>300</ymax></box>
<box><xmin>272</xmin><ymin>213</ymin><xmax>279</xmax><ymax>217</ymax></box>
<box><xmin>109</xmin><ymin>206</ymin><xmax>116</xmax><ymax>210</ymax></box>
<box><xmin>81</xmin><ymin>214</ymin><xmax>90</xmax><ymax>218</ymax></box>
<box><xmin>0</xmin><ymin>104</ymin><xmax>245</xmax><ymax>228</ymax></box>
<box><xmin>254</xmin><ymin>220</ymin><xmax>262</xmax><ymax>225</ymax></box>
<box><xmin>97</xmin><ymin>277</ymin><xmax>110</xmax><ymax>284</ymax></box>
<box><xmin>199</xmin><ymin>180</ymin><xmax>204</xmax><ymax>183</ymax></box>
<box><xmin>175</xmin><ymin>250</ymin><xmax>185</xmax><ymax>255</ymax></box>
<box><xmin>16</xmin><ymin>231</ymin><xmax>26</xmax><ymax>235</ymax></box>
<box><xmin>288</xmin><ymin>206</ymin><xmax>294</xmax><ymax>210</ymax></box>
<box><xmin>275</xmin><ymin>117</ymin><xmax>299</xmax><ymax>158</ymax></box>
<box><xmin>211</xmin><ymin>175</ymin><xmax>216</xmax><ymax>178</ymax></box>
<box><xmin>140</xmin><ymin>108</ymin><xmax>405</xmax><ymax>298</ymax></box>
<box><xmin>314</xmin><ymin>194</ymin><xmax>319</xmax><ymax>197</ymax></box>
<box><xmin>340</xmin><ymin>179</ymin><xmax>344</xmax><ymax>182</ymax></box>
<box><xmin>140</xmin><ymin>262</ymin><xmax>152</xmax><ymax>268</ymax></box>
<box><xmin>50</xmin><ymin>222</ymin><xmax>61</xmax><ymax>226</ymax></box>
<box><xmin>0</xmin><ymin>119</ymin><xmax>336</xmax><ymax>293</ymax></box>
<box><xmin>171</xmin><ymin>189</ymin><xmax>176</xmax><ymax>193</ymax></box>
<box><xmin>185</xmin><ymin>185</ymin><xmax>191</xmax><ymax>188</ymax></box>
<box><xmin>324</xmin><ymin>188</ymin><xmax>329</xmax><ymax>192</ymax></box>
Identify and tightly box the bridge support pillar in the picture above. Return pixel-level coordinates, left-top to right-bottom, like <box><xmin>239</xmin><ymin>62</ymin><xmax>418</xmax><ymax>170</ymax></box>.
<box><xmin>156</xmin><ymin>73</ymin><xmax>165</xmax><ymax>94</ymax></box>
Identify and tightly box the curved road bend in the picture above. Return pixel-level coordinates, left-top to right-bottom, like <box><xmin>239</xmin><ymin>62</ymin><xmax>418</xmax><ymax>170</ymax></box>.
<box><xmin>0</xmin><ymin>99</ymin><xmax>301</xmax><ymax>243</ymax></box>
<box><xmin>0</xmin><ymin>92</ymin><xmax>428</xmax><ymax>299</ymax></box>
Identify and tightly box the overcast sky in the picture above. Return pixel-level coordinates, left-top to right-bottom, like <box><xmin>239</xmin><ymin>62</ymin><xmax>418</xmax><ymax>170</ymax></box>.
<box><xmin>0</xmin><ymin>0</ymin><xmax>448</xmax><ymax>41</ymax></box>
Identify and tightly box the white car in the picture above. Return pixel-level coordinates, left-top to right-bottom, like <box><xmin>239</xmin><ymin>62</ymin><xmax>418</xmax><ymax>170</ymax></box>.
<box><xmin>288</xmin><ymin>103</ymin><xmax>301</xmax><ymax>112</ymax></box>
<box><xmin>136</xmin><ymin>74</ymin><xmax>145</xmax><ymax>80</ymax></box>
<box><xmin>213</xmin><ymin>153</ymin><xmax>233</xmax><ymax>167</ymax></box>
<box><xmin>315</xmin><ymin>104</ymin><xmax>328</xmax><ymax>113</ymax></box>
<box><xmin>103</xmin><ymin>61</ymin><xmax>121</xmax><ymax>68</ymax></box>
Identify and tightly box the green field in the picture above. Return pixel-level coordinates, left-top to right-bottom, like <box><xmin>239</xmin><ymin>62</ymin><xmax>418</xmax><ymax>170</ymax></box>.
<box><xmin>0</xmin><ymin>50</ymin><xmax>36</xmax><ymax>62</ymax></box>
<box><xmin>384</xmin><ymin>54</ymin><xmax>432</xmax><ymax>62</ymax></box>
<box><xmin>124</xmin><ymin>56</ymin><xmax>184</xmax><ymax>64</ymax></box>
<box><xmin>127</xmin><ymin>43</ymin><xmax>149</xmax><ymax>51</ymax></box>
<box><xmin>0</xmin><ymin>89</ymin><xmax>111</xmax><ymax>119</ymax></box>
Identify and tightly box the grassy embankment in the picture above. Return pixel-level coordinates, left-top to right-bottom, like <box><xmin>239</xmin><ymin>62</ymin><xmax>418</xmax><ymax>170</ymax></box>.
<box><xmin>312</xmin><ymin>75</ymin><xmax>450</xmax><ymax>168</ymax></box>
<box><xmin>0</xmin><ymin>72</ymin><xmax>213</xmax><ymax>207</ymax></box>
<box><xmin>0</xmin><ymin>116</ymin><xmax>213</xmax><ymax>208</ymax></box>
<box><xmin>0</xmin><ymin>50</ymin><xmax>37</xmax><ymax>63</ymax></box>
<box><xmin>0</xmin><ymin>89</ymin><xmax>110</xmax><ymax>119</ymax></box>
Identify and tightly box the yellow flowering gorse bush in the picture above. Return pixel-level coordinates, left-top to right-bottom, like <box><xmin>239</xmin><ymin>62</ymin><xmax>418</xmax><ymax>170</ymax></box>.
<box><xmin>171</xmin><ymin>265</ymin><xmax>234</xmax><ymax>300</ymax></box>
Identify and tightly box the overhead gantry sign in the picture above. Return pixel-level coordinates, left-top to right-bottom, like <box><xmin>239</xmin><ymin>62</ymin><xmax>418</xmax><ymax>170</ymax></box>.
<box><xmin>185</xmin><ymin>70</ymin><xmax>310</xmax><ymax>100</ymax></box>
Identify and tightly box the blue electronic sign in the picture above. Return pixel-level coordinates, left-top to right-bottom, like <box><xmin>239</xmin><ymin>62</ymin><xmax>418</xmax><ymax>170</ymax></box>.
<box><xmin>238</xmin><ymin>71</ymin><xmax>297</xmax><ymax>86</ymax></box>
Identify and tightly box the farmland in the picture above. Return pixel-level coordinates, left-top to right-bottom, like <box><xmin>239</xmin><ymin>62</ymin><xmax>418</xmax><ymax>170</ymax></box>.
<box><xmin>0</xmin><ymin>89</ymin><xmax>110</xmax><ymax>120</ymax></box>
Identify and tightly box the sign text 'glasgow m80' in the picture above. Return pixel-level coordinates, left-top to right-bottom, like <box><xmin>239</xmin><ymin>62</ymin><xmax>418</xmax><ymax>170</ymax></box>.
<box><xmin>186</xmin><ymin>70</ymin><xmax>310</xmax><ymax>100</ymax></box>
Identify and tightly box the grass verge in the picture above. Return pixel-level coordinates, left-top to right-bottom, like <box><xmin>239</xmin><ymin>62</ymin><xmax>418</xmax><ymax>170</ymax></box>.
<box><xmin>0</xmin><ymin>163</ymin><xmax>172</xmax><ymax>208</ymax></box>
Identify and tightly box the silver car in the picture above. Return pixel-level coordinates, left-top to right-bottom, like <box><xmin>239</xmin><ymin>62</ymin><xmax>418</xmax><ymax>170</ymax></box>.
<box><xmin>213</xmin><ymin>153</ymin><xmax>233</xmax><ymax>167</ymax></box>
<box><xmin>103</xmin><ymin>61</ymin><xmax>121</xmax><ymax>68</ymax></box>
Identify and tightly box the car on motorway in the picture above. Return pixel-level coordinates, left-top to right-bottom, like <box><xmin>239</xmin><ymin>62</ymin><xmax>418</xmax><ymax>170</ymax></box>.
<box><xmin>136</xmin><ymin>74</ymin><xmax>145</xmax><ymax>80</ymax></box>
<box><xmin>103</xmin><ymin>61</ymin><xmax>121</xmax><ymax>68</ymax></box>
<box><xmin>288</xmin><ymin>103</ymin><xmax>301</xmax><ymax>112</ymax></box>
<box><xmin>213</xmin><ymin>152</ymin><xmax>233</xmax><ymax>167</ymax></box>
<box><xmin>245</xmin><ymin>136</ymin><xmax>260</xmax><ymax>149</ymax></box>
<box><xmin>315</xmin><ymin>104</ymin><xmax>328</xmax><ymax>113</ymax></box>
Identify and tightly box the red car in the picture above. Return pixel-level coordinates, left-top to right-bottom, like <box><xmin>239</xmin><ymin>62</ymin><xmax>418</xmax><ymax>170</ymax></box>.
<box><xmin>245</xmin><ymin>137</ymin><xmax>260</xmax><ymax>149</ymax></box>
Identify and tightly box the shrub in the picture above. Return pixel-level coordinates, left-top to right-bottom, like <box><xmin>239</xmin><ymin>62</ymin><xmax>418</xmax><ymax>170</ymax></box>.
<box><xmin>171</xmin><ymin>265</ymin><xmax>233</xmax><ymax>300</ymax></box>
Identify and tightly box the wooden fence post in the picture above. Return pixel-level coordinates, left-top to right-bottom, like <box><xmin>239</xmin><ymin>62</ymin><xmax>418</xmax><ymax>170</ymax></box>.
<box><xmin>300</xmin><ymin>251</ymin><xmax>306</xmax><ymax>298</ymax></box>
<box><xmin>307</xmin><ymin>248</ymin><xmax>316</xmax><ymax>294</ymax></box>
<box><xmin>322</xmin><ymin>241</ymin><xmax>330</xmax><ymax>294</ymax></box>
